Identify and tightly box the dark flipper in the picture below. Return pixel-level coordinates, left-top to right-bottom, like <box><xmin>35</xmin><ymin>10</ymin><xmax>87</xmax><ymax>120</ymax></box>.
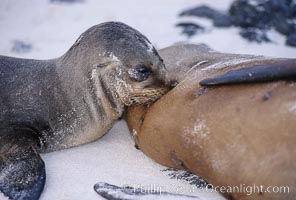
<box><xmin>200</xmin><ymin>59</ymin><xmax>296</xmax><ymax>86</ymax></box>
<box><xmin>0</xmin><ymin>128</ymin><xmax>45</xmax><ymax>200</ymax></box>
<box><xmin>94</xmin><ymin>182</ymin><xmax>200</xmax><ymax>200</ymax></box>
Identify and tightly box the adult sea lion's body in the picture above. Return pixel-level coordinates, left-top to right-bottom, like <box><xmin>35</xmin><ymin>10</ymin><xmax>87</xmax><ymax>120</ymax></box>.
<box><xmin>0</xmin><ymin>22</ymin><xmax>168</xmax><ymax>200</ymax></box>
<box><xmin>126</xmin><ymin>44</ymin><xmax>296</xmax><ymax>200</ymax></box>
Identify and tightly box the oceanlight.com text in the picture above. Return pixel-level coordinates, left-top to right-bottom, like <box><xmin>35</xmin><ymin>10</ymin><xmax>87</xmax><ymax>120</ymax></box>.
<box><xmin>132</xmin><ymin>183</ymin><xmax>290</xmax><ymax>196</ymax></box>
<box><xmin>205</xmin><ymin>184</ymin><xmax>290</xmax><ymax>196</ymax></box>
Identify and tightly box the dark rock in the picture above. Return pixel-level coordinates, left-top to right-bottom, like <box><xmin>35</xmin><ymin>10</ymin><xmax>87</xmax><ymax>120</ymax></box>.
<box><xmin>229</xmin><ymin>0</ymin><xmax>296</xmax><ymax>29</ymax></box>
<box><xmin>292</xmin><ymin>3</ymin><xmax>296</xmax><ymax>17</ymax></box>
<box><xmin>273</xmin><ymin>18</ymin><xmax>296</xmax><ymax>36</ymax></box>
<box><xmin>11</xmin><ymin>40</ymin><xmax>32</xmax><ymax>54</ymax></box>
<box><xmin>213</xmin><ymin>15</ymin><xmax>233</xmax><ymax>27</ymax></box>
<box><xmin>266</xmin><ymin>0</ymin><xmax>293</xmax><ymax>17</ymax></box>
<box><xmin>180</xmin><ymin>5</ymin><xmax>222</xmax><ymax>19</ymax></box>
<box><xmin>176</xmin><ymin>22</ymin><xmax>205</xmax><ymax>38</ymax></box>
<box><xmin>180</xmin><ymin>5</ymin><xmax>232</xmax><ymax>28</ymax></box>
<box><xmin>178</xmin><ymin>0</ymin><xmax>296</xmax><ymax>47</ymax></box>
<box><xmin>286</xmin><ymin>33</ymin><xmax>296</xmax><ymax>47</ymax></box>
<box><xmin>239</xmin><ymin>29</ymin><xmax>271</xmax><ymax>43</ymax></box>
<box><xmin>229</xmin><ymin>0</ymin><xmax>271</xmax><ymax>29</ymax></box>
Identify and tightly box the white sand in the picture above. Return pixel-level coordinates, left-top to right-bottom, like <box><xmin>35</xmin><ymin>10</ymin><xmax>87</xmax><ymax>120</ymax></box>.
<box><xmin>0</xmin><ymin>0</ymin><xmax>295</xmax><ymax>200</ymax></box>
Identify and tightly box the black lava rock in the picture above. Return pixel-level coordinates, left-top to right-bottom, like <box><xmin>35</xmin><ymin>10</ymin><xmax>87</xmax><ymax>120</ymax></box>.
<box><xmin>292</xmin><ymin>3</ymin><xmax>296</xmax><ymax>17</ymax></box>
<box><xmin>213</xmin><ymin>15</ymin><xmax>233</xmax><ymax>27</ymax></box>
<box><xmin>180</xmin><ymin>5</ymin><xmax>222</xmax><ymax>19</ymax></box>
<box><xmin>11</xmin><ymin>40</ymin><xmax>32</xmax><ymax>54</ymax></box>
<box><xmin>239</xmin><ymin>29</ymin><xmax>271</xmax><ymax>43</ymax></box>
<box><xmin>229</xmin><ymin>0</ymin><xmax>296</xmax><ymax>38</ymax></box>
<box><xmin>273</xmin><ymin>18</ymin><xmax>296</xmax><ymax>36</ymax></box>
<box><xmin>178</xmin><ymin>0</ymin><xmax>296</xmax><ymax>46</ymax></box>
<box><xmin>229</xmin><ymin>0</ymin><xmax>271</xmax><ymax>29</ymax></box>
<box><xmin>286</xmin><ymin>34</ymin><xmax>296</xmax><ymax>47</ymax></box>
<box><xmin>176</xmin><ymin>22</ymin><xmax>205</xmax><ymax>38</ymax></box>
<box><xmin>266</xmin><ymin>0</ymin><xmax>294</xmax><ymax>18</ymax></box>
<box><xmin>180</xmin><ymin>5</ymin><xmax>232</xmax><ymax>28</ymax></box>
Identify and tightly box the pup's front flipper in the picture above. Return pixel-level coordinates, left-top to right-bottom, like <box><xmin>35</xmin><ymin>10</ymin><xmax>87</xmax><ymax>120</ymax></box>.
<box><xmin>0</xmin><ymin>128</ymin><xmax>45</xmax><ymax>200</ymax></box>
<box><xmin>94</xmin><ymin>182</ymin><xmax>200</xmax><ymax>200</ymax></box>
<box><xmin>200</xmin><ymin>59</ymin><xmax>296</xmax><ymax>86</ymax></box>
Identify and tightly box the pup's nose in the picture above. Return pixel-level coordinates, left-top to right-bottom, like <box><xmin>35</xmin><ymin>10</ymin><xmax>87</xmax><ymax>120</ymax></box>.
<box><xmin>166</xmin><ymin>79</ymin><xmax>179</xmax><ymax>88</ymax></box>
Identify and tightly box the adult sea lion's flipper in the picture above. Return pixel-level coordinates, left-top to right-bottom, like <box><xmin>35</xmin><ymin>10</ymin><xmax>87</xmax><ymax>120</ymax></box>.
<box><xmin>94</xmin><ymin>182</ymin><xmax>200</xmax><ymax>200</ymax></box>
<box><xmin>200</xmin><ymin>59</ymin><xmax>296</xmax><ymax>86</ymax></box>
<box><xmin>0</xmin><ymin>129</ymin><xmax>45</xmax><ymax>200</ymax></box>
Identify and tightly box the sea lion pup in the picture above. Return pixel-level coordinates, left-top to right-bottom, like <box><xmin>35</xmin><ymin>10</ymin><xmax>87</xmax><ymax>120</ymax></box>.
<box><xmin>0</xmin><ymin>22</ymin><xmax>169</xmax><ymax>200</ymax></box>
<box><xmin>126</xmin><ymin>44</ymin><xmax>296</xmax><ymax>200</ymax></box>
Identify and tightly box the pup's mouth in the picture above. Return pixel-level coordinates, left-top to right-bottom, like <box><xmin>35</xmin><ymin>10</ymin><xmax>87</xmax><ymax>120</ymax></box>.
<box><xmin>127</xmin><ymin>86</ymin><xmax>170</xmax><ymax>106</ymax></box>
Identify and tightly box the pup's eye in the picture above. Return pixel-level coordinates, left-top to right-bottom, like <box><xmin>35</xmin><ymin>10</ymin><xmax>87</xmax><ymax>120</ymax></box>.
<box><xmin>128</xmin><ymin>65</ymin><xmax>152</xmax><ymax>82</ymax></box>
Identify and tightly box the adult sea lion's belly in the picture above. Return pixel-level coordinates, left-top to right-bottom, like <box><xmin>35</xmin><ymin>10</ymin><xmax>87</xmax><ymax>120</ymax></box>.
<box><xmin>126</xmin><ymin>44</ymin><xmax>296</xmax><ymax>200</ymax></box>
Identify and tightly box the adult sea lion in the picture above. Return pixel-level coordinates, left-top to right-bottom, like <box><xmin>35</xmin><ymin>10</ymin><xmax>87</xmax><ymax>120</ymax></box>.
<box><xmin>0</xmin><ymin>22</ymin><xmax>169</xmax><ymax>200</ymax></box>
<box><xmin>126</xmin><ymin>44</ymin><xmax>296</xmax><ymax>200</ymax></box>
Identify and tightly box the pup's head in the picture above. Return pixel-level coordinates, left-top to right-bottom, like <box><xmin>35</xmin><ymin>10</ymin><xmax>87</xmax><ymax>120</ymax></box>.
<box><xmin>86</xmin><ymin>22</ymin><xmax>170</xmax><ymax>106</ymax></box>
